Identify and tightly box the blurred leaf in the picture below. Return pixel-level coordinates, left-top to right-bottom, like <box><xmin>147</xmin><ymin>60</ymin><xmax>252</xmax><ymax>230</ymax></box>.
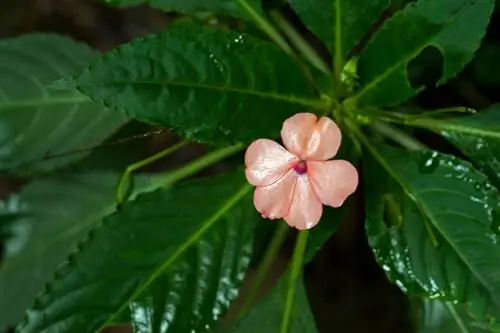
<box><xmin>69</xmin><ymin>24</ymin><xmax>326</xmax><ymax>145</ymax></box>
<box><xmin>0</xmin><ymin>33</ymin><xmax>127</xmax><ymax>176</ymax></box>
<box><xmin>231</xmin><ymin>277</ymin><xmax>318</xmax><ymax>333</ymax></box>
<box><xmin>364</xmin><ymin>147</ymin><xmax>500</xmax><ymax>327</ymax></box>
<box><xmin>470</xmin><ymin>40</ymin><xmax>500</xmax><ymax>88</ymax></box>
<box><xmin>397</xmin><ymin>104</ymin><xmax>500</xmax><ymax>188</ymax></box>
<box><xmin>289</xmin><ymin>0</ymin><xmax>389</xmax><ymax>62</ymax></box>
<box><xmin>351</xmin><ymin>0</ymin><xmax>494</xmax><ymax>107</ymax></box>
<box><xmin>102</xmin><ymin>0</ymin><xmax>263</xmax><ymax>20</ymax></box>
<box><xmin>17</xmin><ymin>172</ymin><xmax>257</xmax><ymax>333</ymax></box>
<box><xmin>0</xmin><ymin>170</ymin><xmax>180</xmax><ymax>329</ymax></box>
<box><xmin>419</xmin><ymin>299</ymin><xmax>496</xmax><ymax>333</ymax></box>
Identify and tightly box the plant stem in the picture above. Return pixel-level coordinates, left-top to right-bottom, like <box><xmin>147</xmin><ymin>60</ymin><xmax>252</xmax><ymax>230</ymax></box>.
<box><xmin>372</xmin><ymin>121</ymin><xmax>426</xmax><ymax>151</ymax></box>
<box><xmin>281</xmin><ymin>230</ymin><xmax>309</xmax><ymax>333</ymax></box>
<box><xmin>129</xmin><ymin>143</ymin><xmax>245</xmax><ymax>200</ymax></box>
<box><xmin>236</xmin><ymin>0</ymin><xmax>292</xmax><ymax>55</ymax></box>
<box><xmin>240</xmin><ymin>223</ymin><xmax>289</xmax><ymax>316</ymax></box>
<box><xmin>116</xmin><ymin>140</ymin><xmax>189</xmax><ymax>203</ymax></box>
<box><xmin>445</xmin><ymin>302</ymin><xmax>470</xmax><ymax>333</ymax></box>
<box><xmin>269</xmin><ymin>10</ymin><xmax>330</xmax><ymax>75</ymax></box>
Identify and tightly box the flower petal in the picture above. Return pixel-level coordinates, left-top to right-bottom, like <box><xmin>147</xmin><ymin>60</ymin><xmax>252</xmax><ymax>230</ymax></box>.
<box><xmin>283</xmin><ymin>175</ymin><xmax>322</xmax><ymax>230</ymax></box>
<box><xmin>308</xmin><ymin>160</ymin><xmax>359</xmax><ymax>208</ymax></box>
<box><xmin>254</xmin><ymin>170</ymin><xmax>297</xmax><ymax>219</ymax></box>
<box><xmin>305</xmin><ymin>116</ymin><xmax>342</xmax><ymax>160</ymax></box>
<box><xmin>280</xmin><ymin>113</ymin><xmax>317</xmax><ymax>159</ymax></box>
<box><xmin>245</xmin><ymin>139</ymin><xmax>298</xmax><ymax>186</ymax></box>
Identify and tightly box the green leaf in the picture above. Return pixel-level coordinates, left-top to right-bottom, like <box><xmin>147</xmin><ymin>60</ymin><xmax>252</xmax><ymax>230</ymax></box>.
<box><xmin>0</xmin><ymin>173</ymin><xmax>134</xmax><ymax>329</ymax></box>
<box><xmin>102</xmin><ymin>0</ymin><xmax>263</xmax><ymax>20</ymax></box>
<box><xmin>394</xmin><ymin>105</ymin><xmax>500</xmax><ymax>188</ymax></box>
<box><xmin>289</xmin><ymin>0</ymin><xmax>389</xmax><ymax>67</ymax></box>
<box><xmin>17</xmin><ymin>172</ymin><xmax>257</xmax><ymax>333</ymax></box>
<box><xmin>351</xmin><ymin>0</ymin><xmax>494</xmax><ymax>107</ymax></box>
<box><xmin>419</xmin><ymin>299</ymin><xmax>496</xmax><ymax>333</ymax></box>
<box><xmin>0</xmin><ymin>33</ymin><xmax>127</xmax><ymax>175</ymax></box>
<box><xmin>231</xmin><ymin>278</ymin><xmax>318</xmax><ymax>333</ymax></box>
<box><xmin>364</xmin><ymin>146</ymin><xmax>500</xmax><ymax>325</ymax></box>
<box><xmin>70</xmin><ymin>25</ymin><xmax>326</xmax><ymax>145</ymax></box>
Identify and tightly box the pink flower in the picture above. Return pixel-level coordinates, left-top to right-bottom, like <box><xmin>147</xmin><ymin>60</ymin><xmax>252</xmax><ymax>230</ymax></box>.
<box><xmin>244</xmin><ymin>113</ymin><xmax>359</xmax><ymax>230</ymax></box>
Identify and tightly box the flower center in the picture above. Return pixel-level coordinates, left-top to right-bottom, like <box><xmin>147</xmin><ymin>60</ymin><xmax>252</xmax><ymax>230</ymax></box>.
<box><xmin>292</xmin><ymin>160</ymin><xmax>308</xmax><ymax>175</ymax></box>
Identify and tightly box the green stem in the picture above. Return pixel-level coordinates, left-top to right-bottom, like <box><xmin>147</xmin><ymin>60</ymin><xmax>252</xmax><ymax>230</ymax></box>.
<box><xmin>269</xmin><ymin>10</ymin><xmax>330</xmax><ymax>75</ymax></box>
<box><xmin>445</xmin><ymin>302</ymin><xmax>470</xmax><ymax>333</ymax></box>
<box><xmin>128</xmin><ymin>143</ymin><xmax>245</xmax><ymax>201</ymax></box>
<box><xmin>372</xmin><ymin>121</ymin><xmax>426</xmax><ymax>151</ymax></box>
<box><xmin>236</xmin><ymin>0</ymin><xmax>292</xmax><ymax>55</ymax></box>
<box><xmin>116</xmin><ymin>140</ymin><xmax>189</xmax><ymax>204</ymax></box>
<box><xmin>240</xmin><ymin>223</ymin><xmax>289</xmax><ymax>316</ymax></box>
<box><xmin>281</xmin><ymin>230</ymin><xmax>309</xmax><ymax>333</ymax></box>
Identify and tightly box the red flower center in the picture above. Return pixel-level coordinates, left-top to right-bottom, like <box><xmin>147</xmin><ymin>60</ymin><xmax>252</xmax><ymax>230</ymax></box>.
<box><xmin>292</xmin><ymin>160</ymin><xmax>308</xmax><ymax>175</ymax></box>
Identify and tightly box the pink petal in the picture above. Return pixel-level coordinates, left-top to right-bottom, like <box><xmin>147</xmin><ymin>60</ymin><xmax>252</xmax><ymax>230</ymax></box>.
<box><xmin>305</xmin><ymin>116</ymin><xmax>342</xmax><ymax>160</ymax></box>
<box><xmin>280</xmin><ymin>113</ymin><xmax>317</xmax><ymax>159</ymax></box>
<box><xmin>245</xmin><ymin>139</ymin><xmax>298</xmax><ymax>186</ymax></box>
<box><xmin>254</xmin><ymin>170</ymin><xmax>297</xmax><ymax>219</ymax></box>
<box><xmin>283</xmin><ymin>175</ymin><xmax>323</xmax><ymax>230</ymax></box>
<box><xmin>307</xmin><ymin>160</ymin><xmax>359</xmax><ymax>208</ymax></box>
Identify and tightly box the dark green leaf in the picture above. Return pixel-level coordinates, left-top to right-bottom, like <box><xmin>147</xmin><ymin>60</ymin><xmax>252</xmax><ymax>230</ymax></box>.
<box><xmin>102</xmin><ymin>0</ymin><xmax>263</xmax><ymax>20</ymax></box>
<box><xmin>351</xmin><ymin>0</ymin><xmax>494</xmax><ymax>107</ymax></box>
<box><xmin>17</xmin><ymin>172</ymin><xmax>257</xmax><ymax>333</ymax></box>
<box><xmin>0</xmin><ymin>34</ymin><xmax>127</xmax><ymax>175</ymax></box>
<box><xmin>364</xmin><ymin>147</ymin><xmax>500</xmax><ymax>325</ymax></box>
<box><xmin>70</xmin><ymin>25</ymin><xmax>326</xmax><ymax>145</ymax></box>
<box><xmin>396</xmin><ymin>105</ymin><xmax>500</xmax><ymax>189</ymax></box>
<box><xmin>0</xmin><ymin>171</ymin><xmax>175</xmax><ymax>329</ymax></box>
<box><xmin>290</xmin><ymin>0</ymin><xmax>389</xmax><ymax>63</ymax></box>
<box><xmin>231</xmin><ymin>278</ymin><xmax>318</xmax><ymax>333</ymax></box>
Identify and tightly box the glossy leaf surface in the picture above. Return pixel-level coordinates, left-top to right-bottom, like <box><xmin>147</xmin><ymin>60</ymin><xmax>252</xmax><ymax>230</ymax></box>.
<box><xmin>17</xmin><ymin>172</ymin><xmax>256</xmax><ymax>333</ymax></box>
<box><xmin>231</xmin><ymin>277</ymin><xmax>318</xmax><ymax>333</ymax></box>
<box><xmin>70</xmin><ymin>25</ymin><xmax>326</xmax><ymax>145</ymax></box>
<box><xmin>290</xmin><ymin>0</ymin><xmax>389</xmax><ymax>61</ymax></box>
<box><xmin>103</xmin><ymin>0</ymin><xmax>263</xmax><ymax>20</ymax></box>
<box><xmin>364</xmin><ymin>147</ymin><xmax>500</xmax><ymax>325</ymax></box>
<box><xmin>0</xmin><ymin>34</ymin><xmax>126</xmax><ymax>175</ymax></box>
<box><xmin>400</xmin><ymin>105</ymin><xmax>500</xmax><ymax>188</ymax></box>
<box><xmin>352</xmin><ymin>0</ymin><xmax>494</xmax><ymax>107</ymax></box>
<box><xmin>0</xmin><ymin>173</ymin><xmax>153</xmax><ymax>329</ymax></box>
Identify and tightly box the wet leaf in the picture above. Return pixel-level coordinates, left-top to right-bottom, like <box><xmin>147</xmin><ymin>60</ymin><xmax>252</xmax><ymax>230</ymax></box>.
<box><xmin>68</xmin><ymin>24</ymin><xmax>326</xmax><ymax>145</ymax></box>
<box><xmin>231</xmin><ymin>277</ymin><xmax>318</xmax><ymax>333</ymax></box>
<box><xmin>17</xmin><ymin>172</ymin><xmax>257</xmax><ymax>333</ymax></box>
<box><xmin>351</xmin><ymin>0</ymin><xmax>494</xmax><ymax>107</ymax></box>
<box><xmin>0</xmin><ymin>34</ymin><xmax>127</xmax><ymax>176</ymax></box>
<box><xmin>364</xmin><ymin>147</ymin><xmax>500</xmax><ymax>326</ymax></box>
<box><xmin>399</xmin><ymin>104</ymin><xmax>500</xmax><ymax>189</ymax></box>
<box><xmin>290</xmin><ymin>0</ymin><xmax>389</xmax><ymax>64</ymax></box>
<box><xmin>0</xmin><ymin>173</ymin><xmax>159</xmax><ymax>329</ymax></box>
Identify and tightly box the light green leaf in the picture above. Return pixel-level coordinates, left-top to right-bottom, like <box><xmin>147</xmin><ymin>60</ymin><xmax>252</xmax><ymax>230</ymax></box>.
<box><xmin>0</xmin><ymin>33</ymin><xmax>127</xmax><ymax>175</ymax></box>
<box><xmin>364</xmin><ymin>146</ymin><xmax>500</xmax><ymax>326</ymax></box>
<box><xmin>17</xmin><ymin>172</ymin><xmax>257</xmax><ymax>333</ymax></box>
<box><xmin>290</xmin><ymin>0</ymin><xmax>389</xmax><ymax>70</ymax></box>
<box><xmin>351</xmin><ymin>0</ymin><xmax>494</xmax><ymax>107</ymax></box>
<box><xmin>231</xmin><ymin>277</ymin><xmax>318</xmax><ymax>333</ymax></box>
<box><xmin>70</xmin><ymin>24</ymin><xmax>326</xmax><ymax>145</ymax></box>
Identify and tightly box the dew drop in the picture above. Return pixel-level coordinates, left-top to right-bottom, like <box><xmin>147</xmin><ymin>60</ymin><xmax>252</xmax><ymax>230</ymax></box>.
<box><xmin>418</xmin><ymin>151</ymin><xmax>440</xmax><ymax>174</ymax></box>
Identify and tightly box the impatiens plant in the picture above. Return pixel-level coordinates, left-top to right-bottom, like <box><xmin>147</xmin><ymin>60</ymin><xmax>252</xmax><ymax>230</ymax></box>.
<box><xmin>1</xmin><ymin>0</ymin><xmax>500</xmax><ymax>332</ymax></box>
